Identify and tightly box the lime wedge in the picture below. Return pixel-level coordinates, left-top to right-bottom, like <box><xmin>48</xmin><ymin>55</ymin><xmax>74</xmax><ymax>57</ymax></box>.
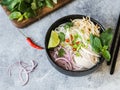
<box><xmin>48</xmin><ymin>31</ymin><xmax>60</xmax><ymax>49</ymax></box>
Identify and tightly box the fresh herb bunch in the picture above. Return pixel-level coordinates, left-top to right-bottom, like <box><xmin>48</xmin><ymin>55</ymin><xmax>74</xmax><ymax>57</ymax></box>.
<box><xmin>90</xmin><ymin>28</ymin><xmax>113</xmax><ymax>61</ymax></box>
<box><xmin>0</xmin><ymin>0</ymin><xmax>58</xmax><ymax>21</ymax></box>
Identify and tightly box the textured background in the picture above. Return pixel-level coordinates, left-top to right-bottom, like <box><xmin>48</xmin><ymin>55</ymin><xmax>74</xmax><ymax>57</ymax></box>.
<box><xmin>0</xmin><ymin>0</ymin><xmax>120</xmax><ymax>90</ymax></box>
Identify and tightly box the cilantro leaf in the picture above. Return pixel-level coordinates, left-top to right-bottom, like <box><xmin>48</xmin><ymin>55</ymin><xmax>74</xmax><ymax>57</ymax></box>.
<box><xmin>1</xmin><ymin>0</ymin><xmax>58</xmax><ymax>21</ymax></box>
<box><xmin>58</xmin><ymin>48</ymin><xmax>65</xmax><ymax>57</ymax></box>
<box><xmin>58</xmin><ymin>32</ymin><xmax>65</xmax><ymax>42</ymax></box>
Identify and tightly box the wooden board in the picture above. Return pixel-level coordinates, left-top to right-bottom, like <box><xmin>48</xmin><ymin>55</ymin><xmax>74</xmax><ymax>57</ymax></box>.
<box><xmin>2</xmin><ymin>0</ymin><xmax>71</xmax><ymax>28</ymax></box>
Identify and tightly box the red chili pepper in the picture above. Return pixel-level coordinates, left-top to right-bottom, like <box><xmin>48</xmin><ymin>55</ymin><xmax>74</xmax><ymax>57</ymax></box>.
<box><xmin>26</xmin><ymin>37</ymin><xmax>44</xmax><ymax>50</ymax></box>
<box><xmin>70</xmin><ymin>34</ymin><xmax>73</xmax><ymax>41</ymax></box>
<box><xmin>65</xmin><ymin>38</ymin><xmax>70</xmax><ymax>42</ymax></box>
<box><xmin>73</xmin><ymin>48</ymin><xmax>76</xmax><ymax>51</ymax></box>
<box><xmin>76</xmin><ymin>41</ymin><xmax>80</xmax><ymax>45</ymax></box>
<box><xmin>70</xmin><ymin>44</ymin><xmax>73</xmax><ymax>46</ymax></box>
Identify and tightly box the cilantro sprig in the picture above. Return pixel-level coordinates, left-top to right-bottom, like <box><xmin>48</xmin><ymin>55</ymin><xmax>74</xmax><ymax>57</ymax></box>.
<box><xmin>0</xmin><ymin>0</ymin><xmax>58</xmax><ymax>21</ymax></box>
<box><xmin>58</xmin><ymin>48</ymin><xmax>65</xmax><ymax>57</ymax></box>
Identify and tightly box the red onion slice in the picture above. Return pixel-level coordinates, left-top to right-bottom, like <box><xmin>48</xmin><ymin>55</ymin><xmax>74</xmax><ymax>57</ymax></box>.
<box><xmin>8</xmin><ymin>62</ymin><xmax>20</xmax><ymax>77</ymax></box>
<box><xmin>55</xmin><ymin>57</ymin><xmax>72</xmax><ymax>70</ymax></box>
<box><xmin>19</xmin><ymin>67</ymin><xmax>29</xmax><ymax>86</ymax></box>
<box><xmin>8</xmin><ymin>60</ymin><xmax>37</xmax><ymax>86</ymax></box>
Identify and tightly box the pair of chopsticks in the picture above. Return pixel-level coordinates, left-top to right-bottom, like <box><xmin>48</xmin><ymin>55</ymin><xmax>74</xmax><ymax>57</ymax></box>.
<box><xmin>107</xmin><ymin>14</ymin><xmax>120</xmax><ymax>75</ymax></box>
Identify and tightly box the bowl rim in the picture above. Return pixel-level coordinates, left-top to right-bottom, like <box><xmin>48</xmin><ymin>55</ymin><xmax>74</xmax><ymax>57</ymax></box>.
<box><xmin>45</xmin><ymin>14</ymin><xmax>105</xmax><ymax>76</ymax></box>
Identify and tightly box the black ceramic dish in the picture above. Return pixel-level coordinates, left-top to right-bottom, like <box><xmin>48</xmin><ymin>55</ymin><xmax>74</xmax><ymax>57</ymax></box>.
<box><xmin>45</xmin><ymin>15</ymin><xmax>105</xmax><ymax>76</ymax></box>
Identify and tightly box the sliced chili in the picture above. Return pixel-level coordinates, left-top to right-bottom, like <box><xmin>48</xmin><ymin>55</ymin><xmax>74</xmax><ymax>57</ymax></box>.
<box><xmin>70</xmin><ymin>34</ymin><xmax>73</xmax><ymax>41</ymax></box>
<box><xmin>76</xmin><ymin>41</ymin><xmax>80</xmax><ymax>45</ymax></box>
<box><xmin>65</xmin><ymin>38</ymin><xmax>70</xmax><ymax>42</ymax></box>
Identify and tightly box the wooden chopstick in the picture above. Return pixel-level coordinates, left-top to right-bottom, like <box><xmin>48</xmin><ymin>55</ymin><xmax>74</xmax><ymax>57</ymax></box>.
<box><xmin>107</xmin><ymin>14</ymin><xmax>120</xmax><ymax>65</ymax></box>
<box><xmin>109</xmin><ymin>14</ymin><xmax>120</xmax><ymax>75</ymax></box>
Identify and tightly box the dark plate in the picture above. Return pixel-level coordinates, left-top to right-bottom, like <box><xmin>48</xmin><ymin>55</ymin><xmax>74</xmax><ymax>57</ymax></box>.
<box><xmin>45</xmin><ymin>15</ymin><xmax>105</xmax><ymax>76</ymax></box>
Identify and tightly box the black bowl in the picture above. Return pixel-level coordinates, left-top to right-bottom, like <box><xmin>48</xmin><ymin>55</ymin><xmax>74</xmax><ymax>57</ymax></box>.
<box><xmin>45</xmin><ymin>15</ymin><xmax>105</xmax><ymax>76</ymax></box>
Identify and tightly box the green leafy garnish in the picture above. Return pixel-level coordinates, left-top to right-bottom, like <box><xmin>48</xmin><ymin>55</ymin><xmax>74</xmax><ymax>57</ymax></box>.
<box><xmin>58</xmin><ymin>32</ymin><xmax>65</xmax><ymax>42</ymax></box>
<box><xmin>45</xmin><ymin>0</ymin><xmax>53</xmax><ymax>8</ymax></box>
<box><xmin>9</xmin><ymin>11</ymin><xmax>22</xmax><ymax>20</ymax></box>
<box><xmin>18</xmin><ymin>1</ymin><xmax>28</xmax><ymax>13</ymax></box>
<box><xmin>64</xmin><ymin>22</ymin><xmax>73</xmax><ymax>30</ymax></box>
<box><xmin>90</xmin><ymin>28</ymin><xmax>113</xmax><ymax>61</ymax></box>
<box><xmin>100</xmin><ymin>28</ymin><xmax>113</xmax><ymax>46</ymax></box>
<box><xmin>75</xmin><ymin>51</ymin><xmax>80</xmax><ymax>56</ymax></box>
<box><xmin>101</xmin><ymin>48</ymin><xmax>111</xmax><ymax>60</ymax></box>
<box><xmin>90</xmin><ymin>34</ymin><xmax>100</xmax><ymax>53</ymax></box>
<box><xmin>58</xmin><ymin>48</ymin><xmax>65</xmax><ymax>57</ymax></box>
<box><xmin>0</xmin><ymin>0</ymin><xmax>58</xmax><ymax>21</ymax></box>
<box><xmin>93</xmin><ymin>37</ymin><xmax>102</xmax><ymax>53</ymax></box>
<box><xmin>31</xmin><ymin>0</ymin><xmax>37</xmax><ymax>10</ymax></box>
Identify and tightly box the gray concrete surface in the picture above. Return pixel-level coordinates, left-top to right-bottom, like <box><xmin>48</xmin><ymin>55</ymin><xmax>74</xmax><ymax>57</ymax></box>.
<box><xmin>0</xmin><ymin>0</ymin><xmax>120</xmax><ymax>90</ymax></box>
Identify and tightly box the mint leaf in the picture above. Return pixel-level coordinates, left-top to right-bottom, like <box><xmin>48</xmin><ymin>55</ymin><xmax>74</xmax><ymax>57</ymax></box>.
<box><xmin>90</xmin><ymin>34</ymin><xmax>101</xmax><ymax>53</ymax></box>
<box><xmin>94</xmin><ymin>37</ymin><xmax>102</xmax><ymax>50</ymax></box>
<box><xmin>18</xmin><ymin>1</ymin><xmax>27</xmax><ymax>13</ymax></box>
<box><xmin>100</xmin><ymin>28</ymin><xmax>113</xmax><ymax>46</ymax></box>
<box><xmin>1</xmin><ymin>0</ymin><xmax>58</xmax><ymax>21</ymax></box>
<box><xmin>9</xmin><ymin>11</ymin><xmax>22</xmax><ymax>19</ymax></box>
<box><xmin>31</xmin><ymin>0</ymin><xmax>37</xmax><ymax>10</ymax></box>
<box><xmin>58</xmin><ymin>48</ymin><xmax>65</xmax><ymax>57</ymax></box>
<box><xmin>103</xmin><ymin>45</ymin><xmax>108</xmax><ymax>50</ymax></box>
<box><xmin>38</xmin><ymin>1</ymin><xmax>45</xmax><ymax>8</ymax></box>
<box><xmin>8</xmin><ymin>0</ymin><xmax>20</xmax><ymax>11</ymax></box>
<box><xmin>25</xmin><ymin>0</ymin><xmax>32</xmax><ymax>3</ymax></box>
<box><xmin>0</xmin><ymin>0</ymin><xmax>12</xmax><ymax>5</ymax></box>
<box><xmin>23</xmin><ymin>8</ymin><xmax>35</xmax><ymax>19</ymax></box>
<box><xmin>58</xmin><ymin>32</ymin><xmax>65</xmax><ymax>42</ymax></box>
<box><xmin>101</xmin><ymin>49</ymin><xmax>111</xmax><ymax>61</ymax></box>
<box><xmin>17</xmin><ymin>15</ymin><xmax>23</xmax><ymax>21</ymax></box>
<box><xmin>45</xmin><ymin>0</ymin><xmax>54</xmax><ymax>8</ymax></box>
<box><xmin>90</xmin><ymin>34</ymin><xmax>95</xmax><ymax>46</ymax></box>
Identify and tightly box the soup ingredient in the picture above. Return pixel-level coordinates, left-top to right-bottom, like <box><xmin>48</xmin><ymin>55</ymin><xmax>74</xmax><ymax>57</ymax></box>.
<box><xmin>9</xmin><ymin>11</ymin><xmax>22</xmax><ymax>20</ymax></box>
<box><xmin>90</xmin><ymin>28</ymin><xmax>113</xmax><ymax>61</ymax></box>
<box><xmin>58</xmin><ymin>48</ymin><xmax>65</xmax><ymax>57</ymax></box>
<box><xmin>26</xmin><ymin>37</ymin><xmax>44</xmax><ymax>50</ymax></box>
<box><xmin>18</xmin><ymin>30</ymin><xmax>44</xmax><ymax>50</ymax></box>
<box><xmin>58</xmin><ymin>32</ymin><xmax>65</xmax><ymax>42</ymax></box>
<box><xmin>8</xmin><ymin>60</ymin><xmax>38</xmax><ymax>86</ymax></box>
<box><xmin>48</xmin><ymin>31</ymin><xmax>60</xmax><ymax>49</ymax></box>
<box><xmin>100</xmin><ymin>28</ymin><xmax>113</xmax><ymax>46</ymax></box>
<box><xmin>0</xmin><ymin>0</ymin><xmax>58</xmax><ymax>21</ymax></box>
